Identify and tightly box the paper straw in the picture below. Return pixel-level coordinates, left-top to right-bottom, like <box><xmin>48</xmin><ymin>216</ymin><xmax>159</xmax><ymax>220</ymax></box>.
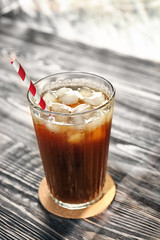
<box><xmin>10</xmin><ymin>57</ymin><xmax>48</xmax><ymax>110</ymax></box>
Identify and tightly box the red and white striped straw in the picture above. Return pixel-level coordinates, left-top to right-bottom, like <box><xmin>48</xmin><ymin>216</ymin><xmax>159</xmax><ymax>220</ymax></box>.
<box><xmin>10</xmin><ymin>57</ymin><xmax>48</xmax><ymax>110</ymax></box>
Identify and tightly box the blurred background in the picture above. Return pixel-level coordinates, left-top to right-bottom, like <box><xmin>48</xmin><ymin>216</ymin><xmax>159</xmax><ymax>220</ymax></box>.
<box><xmin>1</xmin><ymin>0</ymin><xmax>160</xmax><ymax>62</ymax></box>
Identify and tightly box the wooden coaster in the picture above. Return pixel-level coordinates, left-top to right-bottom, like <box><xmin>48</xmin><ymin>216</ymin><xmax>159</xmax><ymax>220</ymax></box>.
<box><xmin>38</xmin><ymin>174</ymin><xmax>116</xmax><ymax>219</ymax></box>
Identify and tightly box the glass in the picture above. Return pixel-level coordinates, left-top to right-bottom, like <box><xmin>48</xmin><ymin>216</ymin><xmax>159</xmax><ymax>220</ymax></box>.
<box><xmin>27</xmin><ymin>72</ymin><xmax>115</xmax><ymax>209</ymax></box>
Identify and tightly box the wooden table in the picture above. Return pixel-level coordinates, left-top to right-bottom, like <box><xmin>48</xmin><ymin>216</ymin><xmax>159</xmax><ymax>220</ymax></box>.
<box><xmin>0</xmin><ymin>17</ymin><xmax>160</xmax><ymax>240</ymax></box>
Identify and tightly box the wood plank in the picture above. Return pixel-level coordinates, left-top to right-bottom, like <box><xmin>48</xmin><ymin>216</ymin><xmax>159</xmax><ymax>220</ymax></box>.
<box><xmin>0</xmin><ymin>17</ymin><xmax>160</xmax><ymax>240</ymax></box>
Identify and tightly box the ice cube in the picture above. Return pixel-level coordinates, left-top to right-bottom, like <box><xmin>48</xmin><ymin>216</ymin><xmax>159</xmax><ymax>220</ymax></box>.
<box><xmin>83</xmin><ymin>92</ymin><xmax>105</xmax><ymax>106</ymax></box>
<box><xmin>45</xmin><ymin>121</ymin><xmax>60</xmax><ymax>133</ymax></box>
<box><xmin>51</xmin><ymin>102</ymin><xmax>72</xmax><ymax>113</ymax></box>
<box><xmin>73</xmin><ymin>104</ymin><xmax>92</xmax><ymax>113</ymax></box>
<box><xmin>43</xmin><ymin>91</ymin><xmax>57</xmax><ymax>106</ymax></box>
<box><xmin>48</xmin><ymin>115</ymin><xmax>55</xmax><ymax>122</ymax></box>
<box><xmin>72</xmin><ymin>115</ymin><xmax>85</xmax><ymax>125</ymax></box>
<box><xmin>68</xmin><ymin>132</ymin><xmax>85</xmax><ymax>144</ymax></box>
<box><xmin>87</xmin><ymin>110</ymin><xmax>106</xmax><ymax>130</ymax></box>
<box><xmin>59</xmin><ymin>91</ymin><xmax>79</xmax><ymax>105</ymax></box>
<box><xmin>50</xmin><ymin>103</ymin><xmax>72</xmax><ymax>123</ymax></box>
<box><xmin>88</xmin><ymin>126</ymin><xmax>106</xmax><ymax>142</ymax></box>
<box><xmin>55</xmin><ymin>87</ymin><xmax>72</xmax><ymax>97</ymax></box>
<box><xmin>79</xmin><ymin>87</ymin><xmax>92</xmax><ymax>97</ymax></box>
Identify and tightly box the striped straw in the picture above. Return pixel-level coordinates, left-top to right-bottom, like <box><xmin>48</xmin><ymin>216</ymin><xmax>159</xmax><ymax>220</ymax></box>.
<box><xmin>10</xmin><ymin>57</ymin><xmax>48</xmax><ymax>110</ymax></box>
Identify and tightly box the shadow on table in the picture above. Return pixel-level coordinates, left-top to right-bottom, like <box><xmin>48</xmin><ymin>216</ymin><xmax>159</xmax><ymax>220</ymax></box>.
<box><xmin>38</xmin><ymin>202</ymin><xmax>86</xmax><ymax>239</ymax></box>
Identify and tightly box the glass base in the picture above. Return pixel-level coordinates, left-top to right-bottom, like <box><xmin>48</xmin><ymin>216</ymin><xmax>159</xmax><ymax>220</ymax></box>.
<box><xmin>38</xmin><ymin>174</ymin><xmax>116</xmax><ymax>218</ymax></box>
<box><xmin>49</xmin><ymin>191</ymin><xmax>104</xmax><ymax>210</ymax></box>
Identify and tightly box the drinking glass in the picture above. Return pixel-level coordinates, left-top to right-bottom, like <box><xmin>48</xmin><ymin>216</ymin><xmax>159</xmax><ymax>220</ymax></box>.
<box><xmin>27</xmin><ymin>72</ymin><xmax>115</xmax><ymax>209</ymax></box>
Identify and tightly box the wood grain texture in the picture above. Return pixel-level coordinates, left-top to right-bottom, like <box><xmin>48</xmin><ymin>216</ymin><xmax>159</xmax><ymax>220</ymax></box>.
<box><xmin>0</xmin><ymin>17</ymin><xmax>160</xmax><ymax>240</ymax></box>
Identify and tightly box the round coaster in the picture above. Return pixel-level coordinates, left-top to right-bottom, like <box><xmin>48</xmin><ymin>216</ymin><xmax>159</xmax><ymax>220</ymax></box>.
<box><xmin>38</xmin><ymin>174</ymin><xmax>116</xmax><ymax>219</ymax></box>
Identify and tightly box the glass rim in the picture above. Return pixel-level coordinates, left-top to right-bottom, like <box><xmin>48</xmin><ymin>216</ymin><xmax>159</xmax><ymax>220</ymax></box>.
<box><xmin>27</xmin><ymin>71</ymin><xmax>115</xmax><ymax>116</ymax></box>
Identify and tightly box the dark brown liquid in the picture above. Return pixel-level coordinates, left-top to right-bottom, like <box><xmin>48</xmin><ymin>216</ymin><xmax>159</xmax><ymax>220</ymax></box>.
<box><xmin>33</xmin><ymin>117</ymin><xmax>112</xmax><ymax>204</ymax></box>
